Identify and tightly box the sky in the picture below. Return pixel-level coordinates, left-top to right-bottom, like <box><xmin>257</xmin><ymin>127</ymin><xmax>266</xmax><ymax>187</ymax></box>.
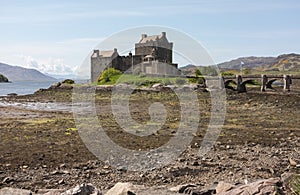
<box><xmin>0</xmin><ymin>0</ymin><xmax>299</xmax><ymax>78</ymax></box>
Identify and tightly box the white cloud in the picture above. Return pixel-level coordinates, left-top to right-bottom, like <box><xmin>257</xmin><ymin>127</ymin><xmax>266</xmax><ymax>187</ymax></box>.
<box><xmin>0</xmin><ymin>37</ymin><xmax>104</xmax><ymax>78</ymax></box>
<box><xmin>19</xmin><ymin>55</ymin><xmax>78</xmax><ymax>76</ymax></box>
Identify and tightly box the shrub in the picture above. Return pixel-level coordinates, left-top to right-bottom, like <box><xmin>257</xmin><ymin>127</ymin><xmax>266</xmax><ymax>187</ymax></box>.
<box><xmin>195</xmin><ymin>69</ymin><xmax>202</xmax><ymax>77</ymax></box>
<box><xmin>164</xmin><ymin>79</ymin><xmax>172</xmax><ymax>85</ymax></box>
<box><xmin>98</xmin><ymin>68</ymin><xmax>122</xmax><ymax>84</ymax></box>
<box><xmin>221</xmin><ymin>71</ymin><xmax>235</xmax><ymax>76</ymax></box>
<box><xmin>188</xmin><ymin>77</ymin><xmax>205</xmax><ymax>84</ymax></box>
<box><xmin>62</xmin><ymin>79</ymin><xmax>75</xmax><ymax>84</ymax></box>
<box><xmin>188</xmin><ymin>77</ymin><xmax>197</xmax><ymax>83</ymax></box>
<box><xmin>243</xmin><ymin>68</ymin><xmax>251</xmax><ymax>75</ymax></box>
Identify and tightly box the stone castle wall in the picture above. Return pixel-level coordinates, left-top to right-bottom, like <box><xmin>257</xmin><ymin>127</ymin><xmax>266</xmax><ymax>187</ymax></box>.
<box><xmin>91</xmin><ymin>32</ymin><xmax>178</xmax><ymax>82</ymax></box>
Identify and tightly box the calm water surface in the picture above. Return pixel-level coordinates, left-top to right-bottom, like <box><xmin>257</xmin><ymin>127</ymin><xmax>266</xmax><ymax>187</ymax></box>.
<box><xmin>0</xmin><ymin>81</ymin><xmax>55</xmax><ymax>96</ymax></box>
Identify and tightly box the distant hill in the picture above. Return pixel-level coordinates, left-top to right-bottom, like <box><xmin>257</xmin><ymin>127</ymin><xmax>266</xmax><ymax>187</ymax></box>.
<box><xmin>0</xmin><ymin>63</ymin><xmax>57</xmax><ymax>82</ymax></box>
<box><xmin>180</xmin><ymin>53</ymin><xmax>300</xmax><ymax>75</ymax></box>
<box><xmin>264</xmin><ymin>53</ymin><xmax>300</xmax><ymax>72</ymax></box>
<box><xmin>180</xmin><ymin>64</ymin><xmax>198</xmax><ymax>75</ymax></box>
<box><xmin>217</xmin><ymin>56</ymin><xmax>276</xmax><ymax>70</ymax></box>
<box><xmin>180</xmin><ymin>64</ymin><xmax>219</xmax><ymax>76</ymax></box>
<box><xmin>45</xmin><ymin>73</ymin><xmax>78</xmax><ymax>80</ymax></box>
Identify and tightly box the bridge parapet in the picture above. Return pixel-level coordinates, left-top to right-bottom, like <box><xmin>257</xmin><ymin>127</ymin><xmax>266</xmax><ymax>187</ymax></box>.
<box><xmin>205</xmin><ymin>74</ymin><xmax>300</xmax><ymax>92</ymax></box>
<box><xmin>291</xmin><ymin>75</ymin><xmax>300</xmax><ymax>79</ymax></box>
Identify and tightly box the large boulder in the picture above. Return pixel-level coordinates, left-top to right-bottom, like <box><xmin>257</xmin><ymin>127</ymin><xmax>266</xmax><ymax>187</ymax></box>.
<box><xmin>61</xmin><ymin>183</ymin><xmax>102</xmax><ymax>195</ymax></box>
<box><xmin>218</xmin><ymin>178</ymin><xmax>281</xmax><ymax>195</ymax></box>
<box><xmin>0</xmin><ymin>187</ymin><xmax>32</xmax><ymax>195</ymax></box>
<box><xmin>105</xmin><ymin>183</ymin><xmax>137</xmax><ymax>195</ymax></box>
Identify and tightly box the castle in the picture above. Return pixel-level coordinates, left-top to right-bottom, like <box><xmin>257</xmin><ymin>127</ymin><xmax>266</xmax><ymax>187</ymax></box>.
<box><xmin>91</xmin><ymin>32</ymin><xmax>179</xmax><ymax>82</ymax></box>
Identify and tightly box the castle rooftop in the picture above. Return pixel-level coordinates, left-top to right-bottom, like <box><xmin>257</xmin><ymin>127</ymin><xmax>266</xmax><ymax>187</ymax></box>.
<box><xmin>139</xmin><ymin>32</ymin><xmax>167</xmax><ymax>43</ymax></box>
<box><xmin>92</xmin><ymin>49</ymin><xmax>118</xmax><ymax>58</ymax></box>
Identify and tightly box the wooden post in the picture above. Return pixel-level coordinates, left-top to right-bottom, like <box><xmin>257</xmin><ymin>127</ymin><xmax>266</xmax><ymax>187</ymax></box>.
<box><xmin>283</xmin><ymin>75</ymin><xmax>291</xmax><ymax>91</ymax></box>
<box><xmin>261</xmin><ymin>74</ymin><xmax>268</xmax><ymax>92</ymax></box>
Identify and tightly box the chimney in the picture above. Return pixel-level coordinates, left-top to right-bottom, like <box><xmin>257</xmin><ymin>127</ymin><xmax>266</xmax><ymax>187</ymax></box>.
<box><xmin>114</xmin><ymin>48</ymin><xmax>117</xmax><ymax>52</ymax></box>
<box><xmin>162</xmin><ymin>32</ymin><xmax>166</xmax><ymax>37</ymax></box>
<box><xmin>94</xmin><ymin>49</ymin><xmax>99</xmax><ymax>57</ymax></box>
<box><xmin>141</xmin><ymin>34</ymin><xmax>147</xmax><ymax>39</ymax></box>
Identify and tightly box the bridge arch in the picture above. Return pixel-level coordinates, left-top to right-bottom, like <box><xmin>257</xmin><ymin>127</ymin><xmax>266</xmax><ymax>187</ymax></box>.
<box><xmin>266</xmin><ymin>79</ymin><xmax>278</xmax><ymax>90</ymax></box>
<box><xmin>222</xmin><ymin>74</ymin><xmax>296</xmax><ymax>92</ymax></box>
<box><xmin>224</xmin><ymin>80</ymin><xmax>236</xmax><ymax>91</ymax></box>
<box><xmin>238</xmin><ymin>79</ymin><xmax>257</xmax><ymax>93</ymax></box>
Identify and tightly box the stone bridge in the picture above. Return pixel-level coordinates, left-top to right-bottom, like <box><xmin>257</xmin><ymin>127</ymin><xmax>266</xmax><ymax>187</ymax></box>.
<box><xmin>204</xmin><ymin>75</ymin><xmax>300</xmax><ymax>93</ymax></box>
<box><xmin>223</xmin><ymin>75</ymin><xmax>300</xmax><ymax>92</ymax></box>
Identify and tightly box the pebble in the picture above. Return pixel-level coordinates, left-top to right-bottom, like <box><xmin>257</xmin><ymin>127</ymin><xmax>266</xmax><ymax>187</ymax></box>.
<box><xmin>50</xmin><ymin>170</ymin><xmax>59</xmax><ymax>175</ymax></box>
<box><xmin>2</xmin><ymin>177</ymin><xmax>13</xmax><ymax>184</ymax></box>
<box><xmin>192</xmin><ymin>161</ymin><xmax>200</xmax><ymax>166</ymax></box>
<box><xmin>289</xmin><ymin>158</ymin><xmax>297</xmax><ymax>166</ymax></box>
<box><xmin>58</xmin><ymin>179</ymin><xmax>64</xmax><ymax>184</ymax></box>
<box><xmin>62</xmin><ymin>170</ymin><xmax>70</xmax><ymax>174</ymax></box>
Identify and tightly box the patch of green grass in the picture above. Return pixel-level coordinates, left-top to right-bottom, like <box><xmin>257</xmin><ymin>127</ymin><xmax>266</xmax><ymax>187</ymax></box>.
<box><xmin>26</xmin><ymin>118</ymin><xmax>56</xmax><ymax>124</ymax></box>
<box><xmin>98</xmin><ymin>74</ymin><xmax>122</xmax><ymax>85</ymax></box>
<box><xmin>98</xmin><ymin>73</ymin><xmax>202</xmax><ymax>87</ymax></box>
<box><xmin>65</xmin><ymin>127</ymin><xmax>77</xmax><ymax>135</ymax></box>
<box><xmin>248</xmin><ymin>80</ymin><xmax>261</xmax><ymax>86</ymax></box>
<box><xmin>66</xmin><ymin>127</ymin><xmax>77</xmax><ymax>131</ymax></box>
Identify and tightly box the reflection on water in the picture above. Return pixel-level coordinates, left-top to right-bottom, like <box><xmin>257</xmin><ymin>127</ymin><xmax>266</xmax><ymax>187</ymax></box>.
<box><xmin>0</xmin><ymin>100</ymin><xmax>92</xmax><ymax>113</ymax></box>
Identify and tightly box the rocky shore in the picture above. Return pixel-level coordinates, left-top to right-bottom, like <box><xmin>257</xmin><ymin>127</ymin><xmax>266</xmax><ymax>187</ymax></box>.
<box><xmin>0</xmin><ymin>84</ymin><xmax>299</xmax><ymax>194</ymax></box>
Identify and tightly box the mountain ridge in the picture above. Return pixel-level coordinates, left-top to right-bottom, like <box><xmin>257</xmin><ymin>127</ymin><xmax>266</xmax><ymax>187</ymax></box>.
<box><xmin>217</xmin><ymin>56</ymin><xmax>276</xmax><ymax>70</ymax></box>
<box><xmin>180</xmin><ymin>53</ymin><xmax>300</xmax><ymax>75</ymax></box>
<box><xmin>0</xmin><ymin>63</ymin><xmax>57</xmax><ymax>82</ymax></box>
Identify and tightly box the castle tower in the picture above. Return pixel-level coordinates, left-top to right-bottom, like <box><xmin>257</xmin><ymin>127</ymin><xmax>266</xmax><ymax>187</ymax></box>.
<box><xmin>135</xmin><ymin>32</ymin><xmax>173</xmax><ymax>64</ymax></box>
<box><xmin>91</xmin><ymin>48</ymin><xmax>119</xmax><ymax>82</ymax></box>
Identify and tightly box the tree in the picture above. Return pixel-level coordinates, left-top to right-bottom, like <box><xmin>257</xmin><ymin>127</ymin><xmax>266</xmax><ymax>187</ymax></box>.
<box><xmin>195</xmin><ymin>69</ymin><xmax>202</xmax><ymax>77</ymax></box>
<box><xmin>98</xmin><ymin>68</ymin><xmax>122</xmax><ymax>83</ymax></box>
<box><xmin>62</xmin><ymin>79</ymin><xmax>75</xmax><ymax>84</ymax></box>
<box><xmin>243</xmin><ymin>68</ymin><xmax>251</xmax><ymax>75</ymax></box>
